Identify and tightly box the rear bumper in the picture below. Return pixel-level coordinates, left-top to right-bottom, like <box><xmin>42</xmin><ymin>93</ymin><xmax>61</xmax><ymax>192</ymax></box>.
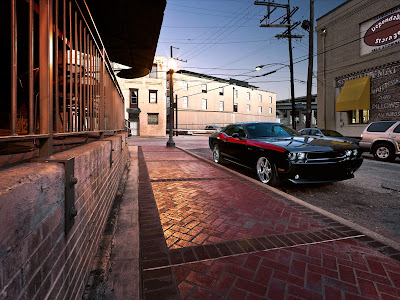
<box><xmin>278</xmin><ymin>158</ymin><xmax>363</xmax><ymax>184</ymax></box>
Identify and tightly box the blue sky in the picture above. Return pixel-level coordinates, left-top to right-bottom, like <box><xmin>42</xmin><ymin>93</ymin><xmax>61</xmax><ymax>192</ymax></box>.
<box><xmin>156</xmin><ymin>0</ymin><xmax>348</xmax><ymax>100</ymax></box>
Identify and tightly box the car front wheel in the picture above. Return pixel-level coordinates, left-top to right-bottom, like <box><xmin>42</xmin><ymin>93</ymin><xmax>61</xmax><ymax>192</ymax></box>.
<box><xmin>373</xmin><ymin>143</ymin><xmax>395</xmax><ymax>162</ymax></box>
<box><xmin>256</xmin><ymin>156</ymin><xmax>279</xmax><ymax>186</ymax></box>
<box><xmin>213</xmin><ymin>144</ymin><xmax>224</xmax><ymax>164</ymax></box>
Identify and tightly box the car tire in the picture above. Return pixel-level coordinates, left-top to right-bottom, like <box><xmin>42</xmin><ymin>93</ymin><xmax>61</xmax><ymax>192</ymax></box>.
<box><xmin>212</xmin><ymin>144</ymin><xmax>225</xmax><ymax>164</ymax></box>
<box><xmin>373</xmin><ymin>143</ymin><xmax>395</xmax><ymax>162</ymax></box>
<box><xmin>256</xmin><ymin>156</ymin><xmax>280</xmax><ymax>186</ymax></box>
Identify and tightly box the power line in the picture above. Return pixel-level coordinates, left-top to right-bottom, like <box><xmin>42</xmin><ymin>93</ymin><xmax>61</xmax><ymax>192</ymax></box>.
<box><xmin>183</xmin><ymin>5</ymin><xmax>259</xmax><ymax>61</ymax></box>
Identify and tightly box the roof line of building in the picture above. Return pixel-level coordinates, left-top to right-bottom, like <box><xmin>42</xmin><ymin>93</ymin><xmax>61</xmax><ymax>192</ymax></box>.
<box><xmin>316</xmin><ymin>0</ymin><xmax>352</xmax><ymax>21</ymax></box>
<box><xmin>176</xmin><ymin>69</ymin><xmax>259</xmax><ymax>89</ymax></box>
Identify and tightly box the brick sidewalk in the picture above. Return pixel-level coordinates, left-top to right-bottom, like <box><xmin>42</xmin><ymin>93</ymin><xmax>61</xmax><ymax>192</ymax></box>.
<box><xmin>138</xmin><ymin>146</ymin><xmax>400</xmax><ymax>299</ymax></box>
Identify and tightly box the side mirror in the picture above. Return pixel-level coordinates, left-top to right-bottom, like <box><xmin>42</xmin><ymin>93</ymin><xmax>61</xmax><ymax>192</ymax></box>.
<box><xmin>232</xmin><ymin>133</ymin><xmax>240</xmax><ymax>139</ymax></box>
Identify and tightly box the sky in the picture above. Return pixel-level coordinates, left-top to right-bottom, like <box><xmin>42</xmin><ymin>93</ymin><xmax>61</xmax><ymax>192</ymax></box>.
<box><xmin>155</xmin><ymin>0</ymin><xmax>348</xmax><ymax>100</ymax></box>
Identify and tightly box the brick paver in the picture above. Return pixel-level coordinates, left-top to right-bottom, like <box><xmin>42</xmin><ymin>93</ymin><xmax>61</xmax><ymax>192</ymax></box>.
<box><xmin>173</xmin><ymin>239</ymin><xmax>400</xmax><ymax>299</ymax></box>
<box><xmin>138</xmin><ymin>146</ymin><xmax>400</xmax><ymax>299</ymax></box>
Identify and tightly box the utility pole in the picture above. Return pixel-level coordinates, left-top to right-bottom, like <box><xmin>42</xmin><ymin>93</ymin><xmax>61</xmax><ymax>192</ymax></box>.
<box><xmin>255</xmin><ymin>0</ymin><xmax>302</xmax><ymax>130</ymax></box>
<box><xmin>168</xmin><ymin>46</ymin><xmax>186</xmax><ymax>137</ymax></box>
<box><xmin>305</xmin><ymin>0</ymin><xmax>314</xmax><ymax>128</ymax></box>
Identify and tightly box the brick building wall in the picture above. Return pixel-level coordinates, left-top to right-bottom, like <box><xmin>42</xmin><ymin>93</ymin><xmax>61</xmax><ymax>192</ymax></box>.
<box><xmin>316</xmin><ymin>0</ymin><xmax>400</xmax><ymax>137</ymax></box>
<box><xmin>0</xmin><ymin>134</ymin><xmax>129</xmax><ymax>299</ymax></box>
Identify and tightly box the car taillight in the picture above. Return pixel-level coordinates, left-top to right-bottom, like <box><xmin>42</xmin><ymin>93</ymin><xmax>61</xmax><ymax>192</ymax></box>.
<box><xmin>360</xmin><ymin>134</ymin><xmax>363</xmax><ymax>140</ymax></box>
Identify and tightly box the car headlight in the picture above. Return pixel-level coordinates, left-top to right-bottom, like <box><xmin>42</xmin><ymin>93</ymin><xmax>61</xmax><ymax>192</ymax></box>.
<box><xmin>288</xmin><ymin>152</ymin><xmax>306</xmax><ymax>161</ymax></box>
<box><xmin>345</xmin><ymin>150</ymin><xmax>352</xmax><ymax>157</ymax></box>
<box><xmin>352</xmin><ymin>149</ymin><xmax>358</xmax><ymax>156</ymax></box>
<box><xmin>297</xmin><ymin>152</ymin><xmax>306</xmax><ymax>160</ymax></box>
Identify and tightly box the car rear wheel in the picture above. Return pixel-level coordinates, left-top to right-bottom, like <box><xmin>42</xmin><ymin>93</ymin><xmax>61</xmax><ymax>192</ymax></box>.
<box><xmin>373</xmin><ymin>143</ymin><xmax>395</xmax><ymax>162</ymax></box>
<box><xmin>256</xmin><ymin>156</ymin><xmax>279</xmax><ymax>186</ymax></box>
<box><xmin>213</xmin><ymin>144</ymin><xmax>224</xmax><ymax>164</ymax></box>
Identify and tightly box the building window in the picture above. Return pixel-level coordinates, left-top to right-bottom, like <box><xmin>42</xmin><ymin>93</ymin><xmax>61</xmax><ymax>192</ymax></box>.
<box><xmin>148</xmin><ymin>113</ymin><xmax>159</xmax><ymax>125</ymax></box>
<box><xmin>219</xmin><ymin>101</ymin><xmax>224</xmax><ymax>111</ymax></box>
<box><xmin>233</xmin><ymin>103</ymin><xmax>238</xmax><ymax>112</ymax></box>
<box><xmin>269</xmin><ymin>96</ymin><xmax>273</xmax><ymax>104</ymax></box>
<box><xmin>258</xmin><ymin>106</ymin><xmax>262</xmax><ymax>113</ymax></box>
<box><xmin>130</xmin><ymin>89</ymin><xmax>138</xmax><ymax>108</ymax></box>
<box><xmin>149</xmin><ymin>64</ymin><xmax>158</xmax><ymax>79</ymax></box>
<box><xmin>182</xmin><ymin>81</ymin><xmax>188</xmax><ymax>90</ymax></box>
<box><xmin>247</xmin><ymin>104</ymin><xmax>250</xmax><ymax>112</ymax></box>
<box><xmin>348</xmin><ymin>110</ymin><xmax>369</xmax><ymax>124</ymax></box>
<box><xmin>258</xmin><ymin>94</ymin><xmax>262</xmax><ymax>102</ymax></box>
<box><xmin>269</xmin><ymin>107</ymin><xmax>272</xmax><ymax>114</ymax></box>
<box><xmin>246</xmin><ymin>92</ymin><xmax>250</xmax><ymax>101</ymax></box>
<box><xmin>202</xmin><ymin>84</ymin><xmax>207</xmax><ymax>93</ymax></box>
<box><xmin>202</xmin><ymin>99</ymin><xmax>207</xmax><ymax>110</ymax></box>
<box><xmin>219</xmin><ymin>87</ymin><xmax>224</xmax><ymax>96</ymax></box>
<box><xmin>183</xmin><ymin>96</ymin><xmax>188</xmax><ymax>108</ymax></box>
<box><xmin>149</xmin><ymin>90</ymin><xmax>157</xmax><ymax>103</ymax></box>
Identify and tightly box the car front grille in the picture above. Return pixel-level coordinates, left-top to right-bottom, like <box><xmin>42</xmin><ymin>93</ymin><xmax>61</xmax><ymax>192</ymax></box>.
<box><xmin>306</xmin><ymin>151</ymin><xmax>347</xmax><ymax>161</ymax></box>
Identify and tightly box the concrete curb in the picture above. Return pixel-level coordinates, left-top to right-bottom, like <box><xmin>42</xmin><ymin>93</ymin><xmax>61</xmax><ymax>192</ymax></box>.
<box><xmin>177</xmin><ymin>146</ymin><xmax>400</xmax><ymax>253</ymax></box>
<box><xmin>103</xmin><ymin>146</ymin><xmax>140</xmax><ymax>300</ymax></box>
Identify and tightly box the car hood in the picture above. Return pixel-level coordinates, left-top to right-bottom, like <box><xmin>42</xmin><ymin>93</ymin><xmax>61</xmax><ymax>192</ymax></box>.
<box><xmin>252</xmin><ymin>136</ymin><xmax>358</xmax><ymax>152</ymax></box>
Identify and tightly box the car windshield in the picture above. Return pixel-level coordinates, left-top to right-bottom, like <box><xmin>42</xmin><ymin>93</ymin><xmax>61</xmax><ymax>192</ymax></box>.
<box><xmin>246</xmin><ymin>123</ymin><xmax>301</xmax><ymax>138</ymax></box>
<box><xmin>320</xmin><ymin>129</ymin><xmax>343</xmax><ymax>137</ymax></box>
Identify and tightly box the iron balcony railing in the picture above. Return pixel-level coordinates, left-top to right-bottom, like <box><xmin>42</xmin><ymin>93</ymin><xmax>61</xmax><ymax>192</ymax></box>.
<box><xmin>4</xmin><ymin>0</ymin><xmax>125</xmax><ymax>159</ymax></box>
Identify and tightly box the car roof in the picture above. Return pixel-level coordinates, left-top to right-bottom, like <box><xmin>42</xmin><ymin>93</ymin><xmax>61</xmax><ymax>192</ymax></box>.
<box><xmin>229</xmin><ymin>122</ymin><xmax>283</xmax><ymax>126</ymax></box>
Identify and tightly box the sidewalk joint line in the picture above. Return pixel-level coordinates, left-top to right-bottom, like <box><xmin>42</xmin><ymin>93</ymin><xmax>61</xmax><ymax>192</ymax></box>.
<box><xmin>142</xmin><ymin>234</ymin><xmax>365</xmax><ymax>272</ymax></box>
<box><xmin>150</xmin><ymin>177</ymin><xmax>232</xmax><ymax>182</ymax></box>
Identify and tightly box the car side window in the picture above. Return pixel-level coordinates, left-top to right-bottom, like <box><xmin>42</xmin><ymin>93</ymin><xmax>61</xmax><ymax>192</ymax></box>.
<box><xmin>310</xmin><ymin>129</ymin><xmax>319</xmax><ymax>135</ymax></box>
<box><xmin>367</xmin><ymin>121</ymin><xmax>396</xmax><ymax>132</ymax></box>
<box><xmin>223</xmin><ymin>126</ymin><xmax>235</xmax><ymax>136</ymax></box>
<box><xmin>394</xmin><ymin>124</ymin><xmax>400</xmax><ymax>133</ymax></box>
<box><xmin>229</xmin><ymin>125</ymin><xmax>246</xmax><ymax>138</ymax></box>
<box><xmin>237</xmin><ymin>126</ymin><xmax>246</xmax><ymax>138</ymax></box>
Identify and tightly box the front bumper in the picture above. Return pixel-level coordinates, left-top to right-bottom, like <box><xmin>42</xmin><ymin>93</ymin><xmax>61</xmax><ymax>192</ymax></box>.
<box><xmin>278</xmin><ymin>158</ymin><xmax>363</xmax><ymax>184</ymax></box>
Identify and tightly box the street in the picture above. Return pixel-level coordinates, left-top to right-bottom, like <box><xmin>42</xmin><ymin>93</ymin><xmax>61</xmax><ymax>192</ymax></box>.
<box><xmin>130</xmin><ymin>135</ymin><xmax>400</xmax><ymax>245</ymax></box>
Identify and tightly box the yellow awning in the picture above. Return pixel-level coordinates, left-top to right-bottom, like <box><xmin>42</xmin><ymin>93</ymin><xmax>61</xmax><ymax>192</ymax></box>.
<box><xmin>336</xmin><ymin>76</ymin><xmax>370</xmax><ymax>111</ymax></box>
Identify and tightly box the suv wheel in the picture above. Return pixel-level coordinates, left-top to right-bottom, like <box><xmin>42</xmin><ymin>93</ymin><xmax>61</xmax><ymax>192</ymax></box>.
<box><xmin>373</xmin><ymin>143</ymin><xmax>395</xmax><ymax>162</ymax></box>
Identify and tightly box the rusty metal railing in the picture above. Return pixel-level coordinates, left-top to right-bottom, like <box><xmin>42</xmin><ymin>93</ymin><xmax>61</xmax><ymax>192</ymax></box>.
<box><xmin>4</xmin><ymin>0</ymin><xmax>125</xmax><ymax>158</ymax></box>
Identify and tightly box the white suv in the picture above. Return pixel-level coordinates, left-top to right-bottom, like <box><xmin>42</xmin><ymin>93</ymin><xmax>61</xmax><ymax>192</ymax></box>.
<box><xmin>359</xmin><ymin>121</ymin><xmax>400</xmax><ymax>162</ymax></box>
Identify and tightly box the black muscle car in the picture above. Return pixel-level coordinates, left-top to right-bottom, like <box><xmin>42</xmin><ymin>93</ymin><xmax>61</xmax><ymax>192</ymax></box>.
<box><xmin>209</xmin><ymin>122</ymin><xmax>363</xmax><ymax>186</ymax></box>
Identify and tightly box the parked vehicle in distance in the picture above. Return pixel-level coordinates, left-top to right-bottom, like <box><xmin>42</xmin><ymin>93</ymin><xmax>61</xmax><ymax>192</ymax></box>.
<box><xmin>209</xmin><ymin>122</ymin><xmax>363</xmax><ymax>186</ymax></box>
<box><xmin>359</xmin><ymin>121</ymin><xmax>400</xmax><ymax>162</ymax></box>
<box><xmin>299</xmin><ymin>128</ymin><xmax>359</xmax><ymax>144</ymax></box>
<box><xmin>205</xmin><ymin>125</ymin><xmax>220</xmax><ymax>131</ymax></box>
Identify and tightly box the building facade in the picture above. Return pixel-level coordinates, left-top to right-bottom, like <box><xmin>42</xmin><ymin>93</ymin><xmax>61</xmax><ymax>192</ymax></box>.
<box><xmin>116</xmin><ymin>56</ymin><xmax>277</xmax><ymax>136</ymax></box>
<box><xmin>316</xmin><ymin>0</ymin><xmax>400</xmax><ymax>137</ymax></box>
<box><xmin>173</xmin><ymin>71</ymin><xmax>277</xmax><ymax>130</ymax></box>
<box><xmin>116</xmin><ymin>56</ymin><xmax>168</xmax><ymax>136</ymax></box>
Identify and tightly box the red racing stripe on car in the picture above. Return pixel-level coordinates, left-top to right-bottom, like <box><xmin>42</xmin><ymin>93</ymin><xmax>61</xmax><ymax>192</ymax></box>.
<box><xmin>246</xmin><ymin>141</ymin><xmax>287</xmax><ymax>153</ymax></box>
<box><xmin>218</xmin><ymin>133</ymin><xmax>287</xmax><ymax>153</ymax></box>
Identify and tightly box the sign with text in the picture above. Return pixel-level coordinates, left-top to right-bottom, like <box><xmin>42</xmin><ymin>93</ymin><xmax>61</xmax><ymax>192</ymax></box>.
<box><xmin>360</xmin><ymin>6</ymin><xmax>400</xmax><ymax>56</ymax></box>
<box><xmin>335</xmin><ymin>61</ymin><xmax>400</xmax><ymax>122</ymax></box>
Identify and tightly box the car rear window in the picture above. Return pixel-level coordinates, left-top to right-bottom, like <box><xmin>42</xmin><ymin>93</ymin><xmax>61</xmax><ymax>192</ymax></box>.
<box><xmin>394</xmin><ymin>124</ymin><xmax>400</xmax><ymax>133</ymax></box>
<box><xmin>367</xmin><ymin>121</ymin><xmax>396</xmax><ymax>132</ymax></box>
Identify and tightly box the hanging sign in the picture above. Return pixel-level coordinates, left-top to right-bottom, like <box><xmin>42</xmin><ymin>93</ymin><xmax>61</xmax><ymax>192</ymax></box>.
<box><xmin>360</xmin><ymin>6</ymin><xmax>400</xmax><ymax>55</ymax></box>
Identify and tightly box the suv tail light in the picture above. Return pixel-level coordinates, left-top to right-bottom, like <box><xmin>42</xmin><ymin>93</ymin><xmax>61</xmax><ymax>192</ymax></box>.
<box><xmin>360</xmin><ymin>134</ymin><xmax>363</xmax><ymax>140</ymax></box>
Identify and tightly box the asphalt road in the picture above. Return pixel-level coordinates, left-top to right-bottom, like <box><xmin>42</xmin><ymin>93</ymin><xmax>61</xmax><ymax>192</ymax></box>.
<box><xmin>130</xmin><ymin>135</ymin><xmax>400</xmax><ymax>245</ymax></box>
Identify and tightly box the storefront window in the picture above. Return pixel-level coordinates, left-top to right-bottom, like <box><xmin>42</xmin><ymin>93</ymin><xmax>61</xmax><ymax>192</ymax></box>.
<box><xmin>349</xmin><ymin>110</ymin><xmax>369</xmax><ymax>124</ymax></box>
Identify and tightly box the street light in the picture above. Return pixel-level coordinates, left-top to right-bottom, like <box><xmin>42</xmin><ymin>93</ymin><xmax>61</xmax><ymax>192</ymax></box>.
<box><xmin>255</xmin><ymin>63</ymin><xmax>296</xmax><ymax>130</ymax></box>
<box><xmin>166</xmin><ymin>57</ymin><xmax>177</xmax><ymax>148</ymax></box>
